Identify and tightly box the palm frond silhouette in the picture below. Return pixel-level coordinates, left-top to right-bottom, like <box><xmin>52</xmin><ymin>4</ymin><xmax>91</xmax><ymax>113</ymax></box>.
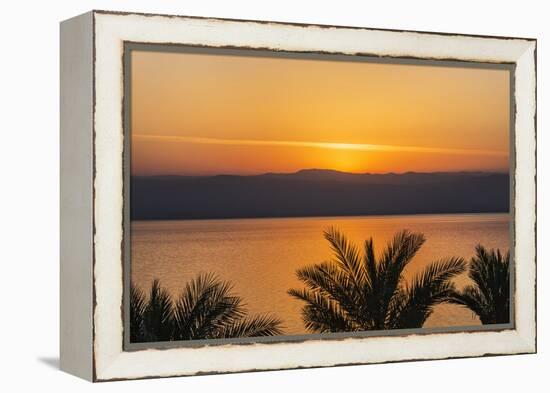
<box><xmin>130</xmin><ymin>282</ymin><xmax>147</xmax><ymax>342</ymax></box>
<box><xmin>288</xmin><ymin>227</ymin><xmax>466</xmax><ymax>332</ymax></box>
<box><xmin>449</xmin><ymin>245</ymin><xmax>510</xmax><ymax>324</ymax></box>
<box><xmin>144</xmin><ymin>279</ymin><xmax>175</xmax><ymax>341</ymax></box>
<box><xmin>130</xmin><ymin>274</ymin><xmax>283</xmax><ymax>342</ymax></box>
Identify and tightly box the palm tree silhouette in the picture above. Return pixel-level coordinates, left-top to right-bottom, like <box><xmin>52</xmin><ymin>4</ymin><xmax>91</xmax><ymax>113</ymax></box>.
<box><xmin>449</xmin><ymin>245</ymin><xmax>510</xmax><ymax>324</ymax></box>
<box><xmin>288</xmin><ymin>227</ymin><xmax>466</xmax><ymax>332</ymax></box>
<box><xmin>130</xmin><ymin>273</ymin><xmax>283</xmax><ymax>342</ymax></box>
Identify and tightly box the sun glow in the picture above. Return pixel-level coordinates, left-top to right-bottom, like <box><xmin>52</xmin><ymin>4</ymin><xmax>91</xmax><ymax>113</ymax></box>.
<box><xmin>130</xmin><ymin>49</ymin><xmax>510</xmax><ymax>176</ymax></box>
<box><xmin>133</xmin><ymin>134</ymin><xmax>508</xmax><ymax>156</ymax></box>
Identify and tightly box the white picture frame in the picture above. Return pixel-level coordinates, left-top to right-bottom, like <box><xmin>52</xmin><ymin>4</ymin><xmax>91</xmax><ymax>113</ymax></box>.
<box><xmin>60</xmin><ymin>10</ymin><xmax>536</xmax><ymax>382</ymax></box>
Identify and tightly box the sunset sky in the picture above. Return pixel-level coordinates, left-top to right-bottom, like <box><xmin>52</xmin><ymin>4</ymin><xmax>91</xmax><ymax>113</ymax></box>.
<box><xmin>130</xmin><ymin>48</ymin><xmax>510</xmax><ymax>176</ymax></box>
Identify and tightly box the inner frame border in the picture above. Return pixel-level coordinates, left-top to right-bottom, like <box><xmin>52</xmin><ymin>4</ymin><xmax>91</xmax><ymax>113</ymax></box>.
<box><xmin>122</xmin><ymin>42</ymin><xmax>517</xmax><ymax>352</ymax></box>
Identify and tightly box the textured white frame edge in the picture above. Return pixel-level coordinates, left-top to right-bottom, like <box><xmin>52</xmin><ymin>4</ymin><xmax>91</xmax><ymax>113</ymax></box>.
<box><xmin>60</xmin><ymin>10</ymin><xmax>537</xmax><ymax>382</ymax></box>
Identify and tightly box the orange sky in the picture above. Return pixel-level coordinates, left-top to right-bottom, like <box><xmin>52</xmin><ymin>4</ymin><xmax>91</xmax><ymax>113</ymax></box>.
<box><xmin>130</xmin><ymin>48</ymin><xmax>510</xmax><ymax>176</ymax></box>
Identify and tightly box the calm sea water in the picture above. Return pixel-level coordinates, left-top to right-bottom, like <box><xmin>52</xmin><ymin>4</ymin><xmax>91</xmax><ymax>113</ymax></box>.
<box><xmin>131</xmin><ymin>213</ymin><xmax>510</xmax><ymax>335</ymax></box>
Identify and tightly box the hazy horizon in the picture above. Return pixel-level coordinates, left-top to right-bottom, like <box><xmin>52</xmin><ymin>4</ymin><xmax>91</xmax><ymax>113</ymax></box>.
<box><xmin>132</xmin><ymin>167</ymin><xmax>510</xmax><ymax>178</ymax></box>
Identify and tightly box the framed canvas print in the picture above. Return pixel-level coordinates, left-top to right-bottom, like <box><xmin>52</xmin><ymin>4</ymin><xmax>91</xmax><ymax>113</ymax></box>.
<box><xmin>60</xmin><ymin>10</ymin><xmax>537</xmax><ymax>382</ymax></box>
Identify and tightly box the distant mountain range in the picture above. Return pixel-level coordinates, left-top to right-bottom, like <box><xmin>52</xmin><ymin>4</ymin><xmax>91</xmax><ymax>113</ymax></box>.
<box><xmin>131</xmin><ymin>169</ymin><xmax>509</xmax><ymax>220</ymax></box>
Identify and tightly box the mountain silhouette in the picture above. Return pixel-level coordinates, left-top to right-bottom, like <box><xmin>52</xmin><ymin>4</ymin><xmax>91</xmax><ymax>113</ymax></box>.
<box><xmin>131</xmin><ymin>170</ymin><xmax>509</xmax><ymax>220</ymax></box>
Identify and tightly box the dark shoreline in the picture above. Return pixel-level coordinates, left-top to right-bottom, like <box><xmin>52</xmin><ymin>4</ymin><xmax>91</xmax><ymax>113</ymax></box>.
<box><xmin>131</xmin><ymin>170</ymin><xmax>509</xmax><ymax>221</ymax></box>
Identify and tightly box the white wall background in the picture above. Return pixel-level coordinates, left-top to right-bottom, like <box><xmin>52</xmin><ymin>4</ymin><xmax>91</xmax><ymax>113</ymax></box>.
<box><xmin>0</xmin><ymin>0</ymin><xmax>546</xmax><ymax>391</ymax></box>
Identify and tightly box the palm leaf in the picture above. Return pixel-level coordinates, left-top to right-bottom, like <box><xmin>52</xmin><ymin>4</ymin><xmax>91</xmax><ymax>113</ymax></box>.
<box><xmin>450</xmin><ymin>246</ymin><xmax>510</xmax><ymax>324</ymax></box>
<box><xmin>288</xmin><ymin>288</ymin><xmax>355</xmax><ymax>332</ymax></box>
<box><xmin>172</xmin><ymin>273</ymin><xmax>245</xmax><ymax>340</ymax></box>
<box><xmin>363</xmin><ymin>237</ymin><xmax>377</xmax><ymax>292</ymax></box>
<box><xmin>324</xmin><ymin>227</ymin><xmax>366</xmax><ymax>291</ymax></box>
<box><xmin>294</xmin><ymin>262</ymin><xmax>364</xmax><ymax>324</ymax></box>
<box><xmin>143</xmin><ymin>279</ymin><xmax>174</xmax><ymax>341</ymax></box>
<box><xmin>215</xmin><ymin>314</ymin><xmax>284</xmax><ymax>338</ymax></box>
<box><xmin>376</xmin><ymin>230</ymin><xmax>426</xmax><ymax>328</ymax></box>
<box><xmin>448</xmin><ymin>286</ymin><xmax>488</xmax><ymax>321</ymax></box>
<box><xmin>129</xmin><ymin>282</ymin><xmax>147</xmax><ymax>342</ymax></box>
<box><xmin>389</xmin><ymin>257</ymin><xmax>465</xmax><ymax>329</ymax></box>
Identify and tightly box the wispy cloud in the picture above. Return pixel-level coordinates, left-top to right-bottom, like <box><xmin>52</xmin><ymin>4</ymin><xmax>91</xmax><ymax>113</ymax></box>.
<box><xmin>133</xmin><ymin>134</ymin><xmax>508</xmax><ymax>157</ymax></box>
